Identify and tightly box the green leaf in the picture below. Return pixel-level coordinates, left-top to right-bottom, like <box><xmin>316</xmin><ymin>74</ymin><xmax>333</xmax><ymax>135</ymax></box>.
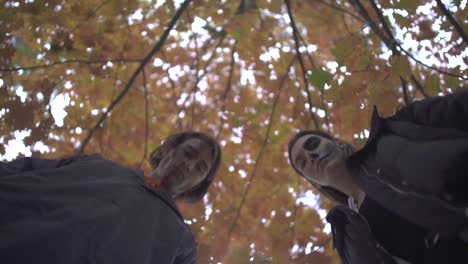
<box><xmin>331</xmin><ymin>40</ymin><xmax>353</xmax><ymax>65</ymax></box>
<box><xmin>394</xmin><ymin>0</ymin><xmax>420</xmax><ymax>12</ymax></box>
<box><xmin>307</xmin><ymin>68</ymin><xmax>333</xmax><ymax>89</ymax></box>
<box><xmin>15</xmin><ymin>37</ymin><xmax>36</xmax><ymax>60</ymax></box>
<box><xmin>390</xmin><ymin>56</ymin><xmax>411</xmax><ymax>77</ymax></box>
<box><xmin>251</xmin><ymin>252</ymin><xmax>272</xmax><ymax>263</ymax></box>
<box><xmin>231</xmin><ymin>29</ymin><xmax>244</xmax><ymax>41</ymax></box>
<box><xmin>424</xmin><ymin>75</ymin><xmax>440</xmax><ymax>96</ymax></box>
<box><xmin>232</xmin><ymin>116</ymin><xmax>242</xmax><ymax>127</ymax></box>
<box><xmin>394</xmin><ymin>13</ymin><xmax>412</xmax><ymax>28</ymax></box>
<box><xmin>445</xmin><ymin>76</ymin><xmax>461</xmax><ymax>91</ymax></box>
<box><xmin>269</xmin><ymin>0</ymin><xmax>283</xmax><ymax>13</ymax></box>
<box><xmin>356</xmin><ymin>52</ymin><xmax>372</xmax><ymax>69</ymax></box>
<box><xmin>227</xmin><ymin>245</ymin><xmax>250</xmax><ymax>263</ymax></box>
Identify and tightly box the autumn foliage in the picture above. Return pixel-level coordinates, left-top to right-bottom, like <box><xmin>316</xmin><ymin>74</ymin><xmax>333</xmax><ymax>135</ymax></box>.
<box><xmin>0</xmin><ymin>0</ymin><xmax>466</xmax><ymax>263</ymax></box>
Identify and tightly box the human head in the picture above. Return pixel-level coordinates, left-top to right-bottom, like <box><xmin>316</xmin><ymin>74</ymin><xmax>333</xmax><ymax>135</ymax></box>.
<box><xmin>288</xmin><ymin>130</ymin><xmax>355</xmax><ymax>205</ymax></box>
<box><xmin>149</xmin><ymin>131</ymin><xmax>222</xmax><ymax>203</ymax></box>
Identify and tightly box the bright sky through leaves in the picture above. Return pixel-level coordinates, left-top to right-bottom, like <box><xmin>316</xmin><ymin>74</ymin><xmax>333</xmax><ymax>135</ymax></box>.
<box><xmin>0</xmin><ymin>0</ymin><xmax>466</xmax><ymax>262</ymax></box>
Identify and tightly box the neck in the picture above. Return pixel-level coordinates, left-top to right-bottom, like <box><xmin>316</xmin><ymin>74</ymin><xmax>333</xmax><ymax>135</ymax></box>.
<box><xmin>331</xmin><ymin>167</ymin><xmax>366</xmax><ymax>207</ymax></box>
<box><xmin>145</xmin><ymin>175</ymin><xmax>169</xmax><ymax>192</ymax></box>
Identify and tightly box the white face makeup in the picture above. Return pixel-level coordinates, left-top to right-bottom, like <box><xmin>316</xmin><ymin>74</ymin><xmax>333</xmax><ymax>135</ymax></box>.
<box><xmin>154</xmin><ymin>138</ymin><xmax>214</xmax><ymax>195</ymax></box>
<box><xmin>290</xmin><ymin>134</ymin><xmax>348</xmax><ymax>187</ymax></box>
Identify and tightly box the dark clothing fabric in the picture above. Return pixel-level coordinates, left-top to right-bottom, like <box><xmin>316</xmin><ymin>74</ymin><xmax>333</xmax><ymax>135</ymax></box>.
<box><xmin>326</xmin><ymin>205</ymin><xmax>398</xmax><ymax>264</ymax></box>
<box><xmin>329</xmin><ymin>91</ymin><xmax>468</xmax><ymax>263</ymax></box>
<box><xmin>0</xmin><ymin>155</ymin><xmax>196</xmax><ymax>264</ymax></box>
<box><xmin>331</xmin><ymin>196</ymin><xmax>468</xmax><ymax>264</ymax></box>
<box><xmin>359</xmin><ymin>197</ymin><xmax>426</xmax><ymax>263</ymax></box>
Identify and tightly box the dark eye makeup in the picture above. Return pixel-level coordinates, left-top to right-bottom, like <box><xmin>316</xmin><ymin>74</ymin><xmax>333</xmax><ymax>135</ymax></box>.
<box><xmin>195</xmin><ymin>162</ymin><xmax>208</xmax><ymax>172</ymax></box>
<box><xmin>295</xmin><ymin>157</ymin><xmax>306</xmax><ymax>170</ymax></box>
<box><xmin>183</xmin><ymin>145</ymin><xmax>198</xmax><ymax>158</ymax></box>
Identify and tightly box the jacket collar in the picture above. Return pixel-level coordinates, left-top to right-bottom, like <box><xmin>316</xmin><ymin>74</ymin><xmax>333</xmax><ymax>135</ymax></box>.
<box><xmin>133</xmin><ymin>171</ymin><xmax>185</xmax><ymax>220</ymax></box>
<box><xmin>347</xmin><ymin>107</ymin><xmax>385</xmax><ymax>167</ymax></box>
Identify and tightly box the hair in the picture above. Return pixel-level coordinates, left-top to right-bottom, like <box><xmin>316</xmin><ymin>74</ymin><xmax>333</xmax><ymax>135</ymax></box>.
<box><xmin>149</xmin><ymin>131</ymin><xmax>222</xmax><ymax>203</ymax></box>
<box><xmin>288</xmin><ymin>130</ymin><xmax>353</xmax><ymax>205</ymax></box>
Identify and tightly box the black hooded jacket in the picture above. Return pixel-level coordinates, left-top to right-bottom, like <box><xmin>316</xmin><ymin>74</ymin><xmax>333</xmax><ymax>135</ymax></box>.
<box><xmin>327</xmin><ymin>91</ymin><xmax>468</xmax><ymax>263</ymax></box>
<box><xmin>0</xmin><ymin>155</ymin><xmax>196</xmax><ymax>264</ymax></box>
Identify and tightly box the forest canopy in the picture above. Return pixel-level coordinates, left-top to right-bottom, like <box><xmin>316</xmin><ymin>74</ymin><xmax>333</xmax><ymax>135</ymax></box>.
<box><xmin>0</xmin><ymin>0</ymin><xmax>466</xmax><ymax>262</ymax></box>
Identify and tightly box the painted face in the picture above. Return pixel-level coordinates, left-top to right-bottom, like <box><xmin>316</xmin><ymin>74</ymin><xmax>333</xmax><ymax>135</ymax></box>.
<box><xmin>155</xmin><ymin>138</ymin><xmax>214</xmax><ymax>195</ymax></box>
<box><xmin>290</xmin><ymin>134</ymin><xmax>347</xmax><ymax>186</ymax></box>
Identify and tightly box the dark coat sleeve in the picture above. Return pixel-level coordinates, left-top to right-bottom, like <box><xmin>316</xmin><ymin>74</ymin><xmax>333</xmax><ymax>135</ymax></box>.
<box><xmin>390</xmin><ymin>91</ymin><xmax>468</xmax><ymax>132</ymax></box>
<box><xmin>326</xmin><ymin>206</ymin><xmax>398</xmax><ymax>264</ymax></box>
<box><xmin>0</xmin><ymin>154</ymin><xmax>103</xmax><ymax>177</ymax></box>
<box><xmin>0</xmin><ymin>158</ymin><xmax>196</xmax><ymax>264</ymax></box>
<box><xmin>174</xmin><ymin>229</ymin><xmax>197</xmax><ymax>264</ymax></box>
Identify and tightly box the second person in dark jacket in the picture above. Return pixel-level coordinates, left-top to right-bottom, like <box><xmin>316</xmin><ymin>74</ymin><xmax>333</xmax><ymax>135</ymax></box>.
<box><xmin>0</xmin><ymin>131</ymin><xmax>222</xmax><ymax>264</ymax></box>
<box><xmin>288</xmin><ymin>91</ymin><xmax>468</xmax><ymax>264</ymax></box>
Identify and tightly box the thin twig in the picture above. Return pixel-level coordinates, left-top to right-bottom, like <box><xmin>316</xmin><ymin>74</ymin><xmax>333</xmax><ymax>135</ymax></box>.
<box><xmin>284</xmin><ymin>0</ymin><xmax>319</xmax><ymax>129</ymax></box>
<box><xmin>399</xmin><ymin>76</ymin><xmax>410</xmax><ymax>105</ymax></box>
<box><xmin>296</xmin><ymin>31</ymin><xmax>332</xmax><ymax>132</ymax></box>
<box><xmin>226</xmin><ymin>57</ymin><xmax>295</xmax><ymax>247</ymax></box>
<box><xmin>99</xmin><ymin>24</ymin><xmax>134</xmax><ymax>156</ymax></box>
<box><xmin>78</xmin><ymin>0</ymin><xmax>192</xmax><ymax>153</ymax></box>
<box><xmin>310</xmin><ymin>237</ymin><xmax>332</xmax><ymax>255</ymax></box>
<box><xmin>216</xmin><ymin>41</ymin><xmax>237</xmax><ymax>140</ymax></box>
<box><xmin>70</xmin><ymin>0</ymin><xmax>112</xmax><ymax>33</ymax></box>
<box><xmin>175</xmin><ymin>35</ymin><xmax>226</xmax><ymax>119</ymax></box>
<box><xmin>410</xmin><ymin>74</ymin><xmax>429</xmax><ymax>98</ymax></box>
<box><xmin>289</xmin><ymin>178</ymin><xmax>301</xmax><ymax>254</ymax></box>
<box><xmin>316</xmin><ymin>0</ymin><xmax>364</xmax><ymax>22</ymax></box>
<box><xmin>138</xmin><ymin>69</ymin><xmax>149</xmax><ymax>168</ymax></box>
<box><xmin>435</xmin><ymin>0</ymin><xmax>468</xmax><ymax>45</ymax></box>
<box><xmin>320</xmin><ymin>87</ymin><xmax>331</xmax><ymax>133</ymax></box>
<box><xmin>190</xmin><ymin>15</ymin><xmax>200</xmax><ymax>129</ymax></box>
<box><xmin>0</xmin><ymin>58</ymin><xmax>142</xmax><ymax>72</ymax></box>
<box><xmin>297</xmin><ymin>33</ymin><xmax>316</xmax><ymax>69</ymax></box>
<box><xmin>357</xmin><ymin>0</ymin><xmax>467</xmax><ymax>80</ymax></box>
<box><xmin>398</xmin><ymin>43</ymin><xmax>467</xmax><ymax>80</ymax></box>
<box><xmin>160</xmin><ymin>51</ymin><xmax>184</xmax><ymax>129</ymax></box>
<box><xmin>368</xmin><ymin>0</ymin><xmax>398</xmax><ymax>52</ymax></box>
<box><xmin>348</xmin><ymin>0</ymin><xmax>395</xmax><ymax>52</ymax></box>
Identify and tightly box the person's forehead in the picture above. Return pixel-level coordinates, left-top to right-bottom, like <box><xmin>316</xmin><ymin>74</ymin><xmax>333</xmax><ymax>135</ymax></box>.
<box><xmin>291</xmin><ymin>134</ymin><xmax>328</xmax><ymax>158</ymax></box>
<box><xmin>183</xmin><ymin>137</ymin><xmax>206</xmax><ymax>145</ymax></box>
<box><xmin>183</xmin><ymin>137</ymin><xmax>213</xmax><ymax>155</ymax></box>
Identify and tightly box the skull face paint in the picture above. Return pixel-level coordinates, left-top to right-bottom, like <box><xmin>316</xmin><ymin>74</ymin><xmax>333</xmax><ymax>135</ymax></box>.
<box><xmin>290</xmin><ymin>134</ymin><xmax>348</xmax><ymax>187</ymax></box>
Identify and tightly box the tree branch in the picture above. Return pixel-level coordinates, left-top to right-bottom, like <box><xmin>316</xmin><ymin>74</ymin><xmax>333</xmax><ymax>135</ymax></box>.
<box><xmin>160</xmin><ymin>51</ymin><xmax>184</xmax><ymax>130</ymax></box>
<box><xmin>410</xmin><ymin>74</ymin><xmax>429</xmax><ymax>98</ymax></box>
<box><xmin>353</xmin><ymin>0</ymin><xmax>467</xmax><ymax>80</ymax></box>
<box><xmin>297</xmin><ymin>33</ymin><xmax>317</xmax><ymax>69</ymax></box>
<box><xmin>190</xmin><ymin>17</ymin><xmax>200</xmax><ymax>129</ymax></box>
<box><xmin>399</xmin><ymin>76</ymin><xmax>410</xmax><ymax>105</ymax></box>
<box><xmin>398</xmin><ymin>43</ymin><xmax>467</xmax><ymax>80</ymax></box>
<box><xmin>289</xmin><ymin>178</ymin><xmax>301</xmax><ymax>254</ymax></box>
<box><xmin>175</xmin><ymin>34</ymin><xmax>226</xmax><ymax>121</ymax></box>
<box><xmin>296</xmin><ymin>33</ymin><xmax>332</xmax><ymax>133</ymax></box>
<box><xmin>138</xmin><ymin>69</ymin><xmax>149</xmax><ymax>169</ymax></box>
<box><xmin>285</xmin><ymin>0</ymin><xmax>319</xmax><ymax>129</ymax></box>
<box><xmin>316</xmin><ymin>0</ymin><xmax>364</xmax><ymax>22</ymax></box>
<box><xmin>0</xmin><ymin>58</ymin><xmax>142</xmax><ymax>72</ymax></box>
<box><xmin>225</xmin><ymin>57</ymin><xmax>295</xmax><ymax>248</ymax></box>
<box><xmin>70</xmin><ymin>0</ymin><xmax>111</xmax><ymax>33</ymax></box>
<box><xmin>310</xmin><ymin>237</ymin><xmax>332</xmax><ymax>255</ymax></box>
<box><xmin>348</xmin><ymin>0</ymin><xmax>396</xmax><ymax>53</ymax></box>
<box><xmin>78</xmin><ymin>0</ymin><xmax>192</xmax><ymax>153</ymax></box>
<box><xmin>435</xmin><ymin>0</ymin><xmax>468</xmax><ymax>45</ymax></box>
<box><xmin>216</xmin><ymin>41</ymin><xmax>237</xmax><ymax>140</ymax></box>
<box><xmin>368</xmin><ymin>0</ymin><xmax>398</xmax><ymax>52</ymax></box>
<box><xmin>98</xmin><ymin>23</ymin><xmax>134</xmax><ymax>156</ymax></box>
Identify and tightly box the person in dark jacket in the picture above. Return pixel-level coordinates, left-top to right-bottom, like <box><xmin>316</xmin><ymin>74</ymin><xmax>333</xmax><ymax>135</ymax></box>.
<box><xmin>0</xmin><ymin>131</ymin><xmax>222</xmax><ymax>264</ymax></box>
<box><xmin>288</xmin><ymin>91</ymin><xmax>468</xmax><ymax>264</ymax></box>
